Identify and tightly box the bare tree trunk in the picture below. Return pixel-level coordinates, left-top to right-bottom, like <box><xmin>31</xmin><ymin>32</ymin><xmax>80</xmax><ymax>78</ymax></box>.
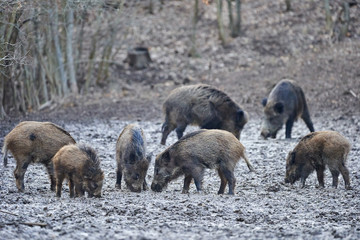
<box><xmin>189</xmin><ymin>0</ymin><xmax>199</xmax><ymax>57</ymax></box>
<box><xmin>285</xmin><ymin>0</ymin><xmax>291</xmax><ymax>11</ymax></box>
<box><xmin>226</xmin><ymin>0</ymin><xmax>235</xmax><ymax>36</ymax></box>
<box><xmin>76</xmin><ymin>9</ymin><xmax>87</xmax><ymax>72</ymax></box>
<box><xmin>0</xmin><ymin>5</ymin><xmax>23</xmax><ymax>118</ymax></box>
<box><xmin>66</xmin><ymin>6</ymin><xmax>78</xmax><ymax>94</ymax></box>
<box><xmin>216</xmin><ymin>0</ymin><xmax>226</xmax><ymax>45</ymax></box>
<box><xmin>324</xmin><ymin>0</ymin><xmax>332</xmax><ymax>31</ymax></box>
<box><xmin>235</xmin><ymin>0</ymin><xmax>241</xmax><ymax>35</ymax></box>
<box><xmin>51</xmin><ymin>2</ymin><xmax>68</xmax><ymax>96</ymax></box>
<box><xmin>33</xmin><ymin>8</ymin><xmax>49</xmax><ymax>102</ymax></box>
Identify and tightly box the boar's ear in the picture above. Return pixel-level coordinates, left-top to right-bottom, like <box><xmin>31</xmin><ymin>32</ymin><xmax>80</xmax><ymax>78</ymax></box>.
<box><xmin>290</xmin><ymin>151</ymin><xmax>296</xmax><ymax>165</ymax></box>
<box><xmin>236</xmin><ymin>110</ymin><xmax>245</xmax><ymax>122</ymax></box>
<box><xmin>262</xmin><ymin>98</ymin><xmax>267</xmax><ymax>107</ymax></box>
<box><xmin>274</xmin><ymin>102</ymin><xmax>284</xmax><ymax>114</ymax></box>
<box><xmin>162</xmin><ymin>151</ymin><xmax>170</xmax><ymax>163</ymax></box>
<box><xmin>126</xmin><ymin>153</ymin><xmax>136</xmax><ymax>165</ymax></box>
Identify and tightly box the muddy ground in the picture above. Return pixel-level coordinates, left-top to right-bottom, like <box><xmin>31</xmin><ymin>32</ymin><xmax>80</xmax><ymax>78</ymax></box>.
<box><xmin>1</xmin><ymin>0</ymin><xmax>360</xmax><ymax>239</ymax></box>
<box><xmin>0</xmin><ymin>118</ymin><xmax>359</xmax><ymax>239</ymax></box>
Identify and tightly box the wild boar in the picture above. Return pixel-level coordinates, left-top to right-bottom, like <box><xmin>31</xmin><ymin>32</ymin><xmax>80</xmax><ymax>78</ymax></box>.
<box><xmin>53</xmin><ymin>144</ymin><xmax>104</xmax><ymax>198</ymax></box>
<box><xmin>160</xmin><ymin>84</ymin><xmax>248</xmax><ymax>145</ymax></box>
<box><xmin>285</xmin><ymin>131</ymin><xmax>351</xmax><ymax>189</ymax></box>
<box><xmin>115</xmin><ymin>124</ymin><xmax>151</xmax><ymax>192</ymax></box>
<box><xmin>261</xmin><ymin>79</ymin><xmax>314</xmax><ymax>139</ymax></box>
<box><xmin>2</xmin><ymin>121</ymin><xmax>75</xmax><ymax>192</ymax></box>
<box><xmin>151</xmin><ymin>129</ymin><xmax>255</xmax><ymax>195</ymax></box>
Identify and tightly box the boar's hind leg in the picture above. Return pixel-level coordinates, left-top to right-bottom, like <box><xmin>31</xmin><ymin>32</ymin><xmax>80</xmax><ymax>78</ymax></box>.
<box><xmin>315</xmin><ymin>166</ymin><xmax>325</xmax><ymax>188</ymax></box>
<box><xmin>220</xmin><ymin>167</ymin><xmax>236</xmax><ymax>195</ymax></box>
<box><xmin>68</xmin><ymin>176</ymin><xmax>75</xmax><ymax>198</ymax></box>
<box><xmin>338</xmin><ymin>163</ymin><xmax>351</xmax><ymax>190</ymax></box>
<box><xmin>301</xmin><ymin>106</ymin><xmax>315</xmax><ymax>132</ymax></box>
<box><xmin>217</xmin><ymin>169</ymin><xmax>228</xmax><ymax>194</ymax></box>
<box><xmin>285</xmin><ymin>117</ymin><xmax>295</xmax><ymax>138</ymax></box>
<box><xmin>330</xmin><ymin>169</ymin><xmax>340</xmax><ymax>188</ymax></box>
<box><xmin>182</xmin><ymin>174</ymin><xmax>193</xmax><ymax>194</ymax></box>
<box><xmin>13</xmin><ymin>156</ymin><xmax>30</xmax><ymax>192</ymax></box>
<box><xmin>46</xmin><ymin>162</ymin><xmax>56</xmax><ymax>191</ymax></box>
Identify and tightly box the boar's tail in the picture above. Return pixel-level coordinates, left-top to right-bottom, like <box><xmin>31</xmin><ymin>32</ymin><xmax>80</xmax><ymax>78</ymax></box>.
<box><xmin>2</xmin><ymin>143</ymin><xmax>8</xmax><ymax>167</ymax></box>
<box><xmin>242</xmin><ymin>154</ymin><xmax>255</xmax><ymax>173</ymax></box>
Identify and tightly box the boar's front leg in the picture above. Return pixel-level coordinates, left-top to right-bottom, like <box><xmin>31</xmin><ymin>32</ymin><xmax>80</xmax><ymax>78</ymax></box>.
<box><xmin>191</xmin><ymin>167</ymin><xmax>204</xmax><ymax>193</ymax></box>
<box><xmin>175</xmin><ymin>124</ymin><xmax>187</xmax><ymax>140</ymax></box>
<box><xmin>115</xmin><ymin>165</ymin><xmax>123</xmax><ymax>189</ymax></box>
<box><xmin>46</xmin><ymin>162</ymin><xmax>56</xmax><ymax>191</ymax></box>
<box><xmin>285</xmin><ymin>117</ymin><xmax>295</xmax><ymax>138</ymax></box>
<box><xmin>182</xmin><ymin>174</ymin><xmax>193</xmax><ymax>194</ymax></box>
<box><xmin>161</xmin><ymin>121</ymin><xmax>176</xmax><ymax>145</ymax></box>
<box><xmin>330</xmin><ymin>169</ymin><xmax>340</xmax><ymax>188</ymax></box>
<box><xmin>56</xmin><ymin>174</ymin><xmax>64</xmax><ymax>197</ymax></box>
<box><xmin>217</xmin><ymin>169</ymin><xmax>228</xmax><ymax>194</ymax></box>
<box><xmin>75</xmin><ymin>182</ymin><xmax>84</xmax><ymax>197</ymax></box>
<box><xmin>143</xmin><ymin>179</ymin><xmax>149</xmax><ymax>191</ymax></box>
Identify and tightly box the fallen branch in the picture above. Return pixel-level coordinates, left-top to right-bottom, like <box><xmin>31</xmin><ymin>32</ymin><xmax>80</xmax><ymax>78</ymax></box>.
<box><xmin>0</xmin><ymin>210</ymin><xmax>19</xmax><ymax>217</ymax></box>
<box><xmin>20</xmin><ymin>222</ymin><xmax>47</xmax><ymax>227</ymax></box>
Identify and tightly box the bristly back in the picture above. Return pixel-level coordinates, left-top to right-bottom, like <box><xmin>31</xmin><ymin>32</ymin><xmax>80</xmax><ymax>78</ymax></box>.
<box><xmin>46</xmin><ymin>122</ymin><xmax>76</xmax><ymax>143</ymax></box>
<box><xmin>299</xmin><ymin>132</ymin><xmax>318</xmax><ymax>143</ymax></box>
<box><xmin>131</xmin><ymin>128</ymin><xmax>145</xmax><ymax>159</ymax></box>
<box><xmin>198</xmin><ymin>85</ymin><xmax>238</xmax><ymax>110</ymax></box>
<box><xmin>78</xmin><ymin>144</ymin><xmax>100</xmax><ymax>167</ymax></box>
<box><xmin>170</xmin><ymin>130</ymin><xmax>206</xmax><ymax>150</ymax></box>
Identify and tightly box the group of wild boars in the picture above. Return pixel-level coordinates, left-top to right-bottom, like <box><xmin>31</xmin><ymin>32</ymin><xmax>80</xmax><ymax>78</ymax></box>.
<box><xmin>285</xmin><ymin>131</ymin><xmax>351</xmax><ymax>189</ymax></box>
<box><xmin>115</xmin><ymin>124</ymin><xmax>150</xmax><ymax>192</ymax></box>
<box><xmin>2</xmin><ymin>121</ymin><xmax>75</xmax><ymax>192</ymax></box>
<box><xmin>160</xmin><ymin>84</ymin><xmax>248</xmax><ymax>145</ymax></box>
<box><xmin>261</xmin><ymin>80</ymin><xmax>315</xmax><ymax>139</ymax></box>
<box><xmin>151</xmin><ymin>129</ymin><xmax>255</xmax><ymax>195</ymax></box>
<box><xmin>53</xmin><ymin>144</ymin><xmax>104</xmax><ymax>198</ymax></box>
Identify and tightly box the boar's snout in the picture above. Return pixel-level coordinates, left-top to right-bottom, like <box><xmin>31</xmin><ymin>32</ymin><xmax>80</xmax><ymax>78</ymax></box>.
<box><xmin>260</xmin><ymin>130</ymin><xmax>270</xmax><ymax>139</ymax></box>
<box><xmin>284</xmin><ymin>175</ymin><xmax>295</xmax><ymax>184</ymax></box>
<box><xmin>151</xmin><ymin>183</ymin><xmax>163</xmax><ymax>192</ymax></box>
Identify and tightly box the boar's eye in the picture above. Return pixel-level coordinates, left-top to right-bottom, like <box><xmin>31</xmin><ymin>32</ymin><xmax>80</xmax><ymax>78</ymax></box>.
<box><xmin>133</xmin><ymin>174</ymin><xmax>140</xmax><ymax>180</ymax></box>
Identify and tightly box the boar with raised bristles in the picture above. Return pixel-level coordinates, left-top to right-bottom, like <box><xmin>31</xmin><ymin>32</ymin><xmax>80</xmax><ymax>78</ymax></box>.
<box><xmin>261</xmin><ymin>80</ymin><xmax>314</xmax><ymax>139</ymax></box>
<box><xmin>160</xmin><ymin>84</ymin><xmax>248</xmax><ymax>145</ymax></box>
<box><xmin>115</xmin><ymin>124</ymin><xmax>151</xmax><ymax>192</ymax></box>
<box><xmin>2</xmin><ymin>121</ymin><xmax>75</xmax><ymax>192</ymax></box>
<box><xmin>53</xmin><ymin>144</ymin><xmax>104</xmax><ymax>198</ymax></box>
<box><xmin>152</xmin><ymin>129</ymin><xmax>255</xmax><ymax>195</ymax></box>
<box><xmin>285</xmin><ymin>131</ymin><xmax>351</xmax><ymax>189</ymax></box>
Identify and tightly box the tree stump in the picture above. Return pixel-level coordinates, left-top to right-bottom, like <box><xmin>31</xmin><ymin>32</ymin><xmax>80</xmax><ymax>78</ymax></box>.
<box><xmin>126</xmin><ymin>47</ymin><xmax>152</xmax><ymax>69</ymax></box>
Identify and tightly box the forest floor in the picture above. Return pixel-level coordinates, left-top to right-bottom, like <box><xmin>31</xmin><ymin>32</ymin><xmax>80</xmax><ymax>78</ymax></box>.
<box><xmin>1</xmin><ymin>0</ymin><xmax>360</xmax><ymax>239</ymax></box>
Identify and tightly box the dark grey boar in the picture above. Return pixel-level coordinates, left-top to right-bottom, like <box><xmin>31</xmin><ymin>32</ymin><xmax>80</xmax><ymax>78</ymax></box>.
<box><xmin>261</xmin><ymin>79</ymin><xmax>314</xmax><ymax>139</ymax></box>
<box><xmin>115</xmin><ymin>124</ymin><xmax>151</xmax><ymax>192</ymax></box>
<box><xmin>160</xmin><ymin>84</ymin><xmax>248</xmax><ymax>145</ymax></box>
<box><xmin>285</xmin><ymin>131</ymin><xmax>351</xmax><ymax>189</ymax></box>
<box><xmin>151</xmin><ymin>129</ymin><xmax>255</xmax><ymax>195</ymax></box>
<box><xmin>2</xmin><ymin>121</ymin><xmax>75</xmax><ymax>192</ymax></box>
<box><xmin>53</xmin><ymin>144</ymin><xmax>104</xmax><ymax>198</ymax></box>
